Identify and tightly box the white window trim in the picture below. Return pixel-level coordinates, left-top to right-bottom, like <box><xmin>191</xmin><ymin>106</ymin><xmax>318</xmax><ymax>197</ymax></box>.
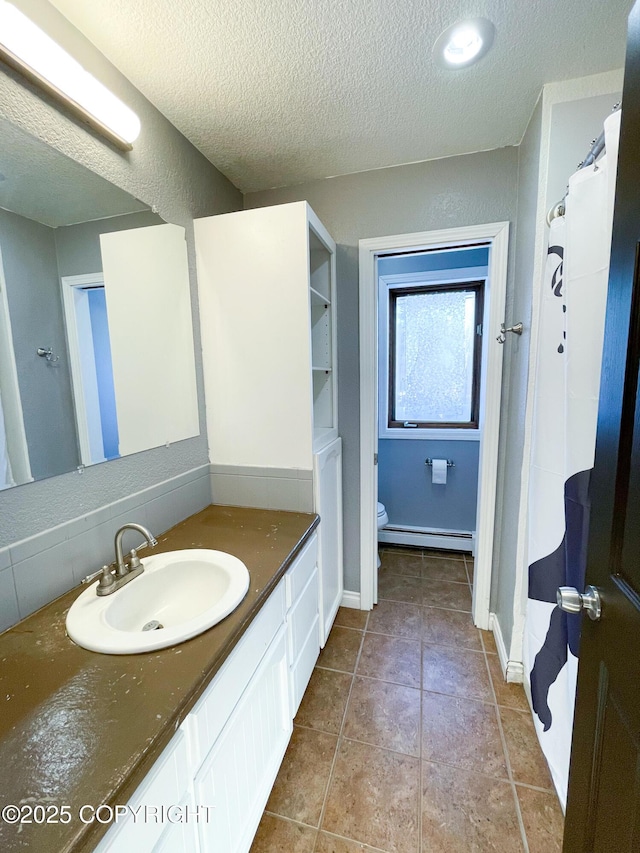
<box><xmin>378</xmin><ymin>266</ymin><xmax>488</xmax><ymax>441</ymax></box>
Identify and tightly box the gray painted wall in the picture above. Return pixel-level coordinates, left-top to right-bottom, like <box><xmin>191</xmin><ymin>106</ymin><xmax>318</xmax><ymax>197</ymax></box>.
<box><xmin>0</xmin><ymin>0</ymin><xmax>241</xmax><ymax>549</ymax></box>
<box><xmin>546</xmin><ymin>93</ymin><xmax>621</xmax><ymax>210</ymax></box>
<box><xmin>245</xmin><ymin>147</ymin><xmax>519</xmax><ymax>591</ymax></box>
<box><xmin>55</xmin><ymin>210</ymin><xmax>163</xmax><ymax>277</ymax></box>
<box><xmin>490</xmin><ymin>97</ymin><xmax>542</xmax><ymax>651</ymax></box>
<box><xmin>378</xmin><ymin>440</ymin><xmax>479</xmax><ymax>531</ymax></box>
<box><xmin>0</xmin><ymin>207</ymin><xmax>78</xmax><ymax>480</ymax></box>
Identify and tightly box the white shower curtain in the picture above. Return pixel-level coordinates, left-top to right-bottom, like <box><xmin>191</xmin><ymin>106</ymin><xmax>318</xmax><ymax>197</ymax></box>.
<box><xmin>524</xmin><ymin>109</ymin><xmax>621</xmax><ymax>807</ymax></box>
<box><xmin>0</xmin><ymin>387</ymin><xmax>15</xmax><ymax>490</ymax></box>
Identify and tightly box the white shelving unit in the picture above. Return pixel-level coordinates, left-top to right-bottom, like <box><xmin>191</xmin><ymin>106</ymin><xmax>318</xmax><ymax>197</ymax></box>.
<box><xmin>194</xmin><ymin>201</ymin><xmax>342</xmax><ymax>644</ymax></box>
<box><xmin>195</xmin><ymin>201</ymin><xmax>338</xmax><ymax>468</ymax></box>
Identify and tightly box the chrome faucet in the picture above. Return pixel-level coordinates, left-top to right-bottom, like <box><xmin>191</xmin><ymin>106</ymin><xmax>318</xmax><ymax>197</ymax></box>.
<box><xmin>83</xmin><ymin>522</ymin><xmax>158</xmax><ymax>596</ymax></box>
<box><xmin>114</xmin><ymin>522</ymin><xmax>158</xmax><ymax>577</ymax></box>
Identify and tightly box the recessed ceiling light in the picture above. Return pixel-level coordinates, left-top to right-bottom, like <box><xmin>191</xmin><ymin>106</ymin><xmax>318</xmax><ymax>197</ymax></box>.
<box><xmin>433</xmin><ymin>18</ymin><xmax>495</xmax><ymax>70</ymax></box>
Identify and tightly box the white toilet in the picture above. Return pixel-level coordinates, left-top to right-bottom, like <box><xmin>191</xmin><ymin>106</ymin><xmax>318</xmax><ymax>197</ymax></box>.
<box><xmin>377</xmin><ymin>501</ymin><xmax>389</xmax><ymax>567</ymax></box>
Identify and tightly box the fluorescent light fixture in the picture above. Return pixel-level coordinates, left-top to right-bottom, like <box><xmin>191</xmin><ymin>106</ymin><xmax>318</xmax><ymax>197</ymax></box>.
<box><xmin>0</xmin><ymin>1</ymin><xmax>140</xmax><ymax>149</ymax></box>
<box><xmin>433</xmin><ymin>18</ymin><xmax>495</xmax><ymax>70</ymax></box>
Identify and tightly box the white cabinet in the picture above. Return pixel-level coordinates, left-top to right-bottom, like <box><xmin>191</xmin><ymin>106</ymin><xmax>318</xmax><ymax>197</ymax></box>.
<box><xmin>195</xmin><ymin>201</ymin><xmax>343</xmax><ymax>644</ymax></box>
<box><xmin>194</xmin><ymin>625</ymin><xmax>290</xmax><ymax>853</ymax></box>
<box><xmin>194</xmin><ymin>201</ymin><xmax>338</xmax><ymax>470</ymax></box>
<box><xmin>93</xmin><ymin>534</ymin><xmax>319</xmax><ymax>853</ymax></box>
<box><xmin>284</xmin><ymin>534</ymin><xmax>320</xmax><ymax>710</ymax></box>
<box><xmin>314</xmin><ymin>438</ymin><xmax>344</xmax><ymax>645</ymax></box>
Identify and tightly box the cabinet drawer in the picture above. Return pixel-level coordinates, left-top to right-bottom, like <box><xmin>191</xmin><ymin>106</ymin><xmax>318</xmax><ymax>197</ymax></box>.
<box><xmin>287</xmin><ymin>566</ymin><xmax>319</xmax><ymax>666</ymax></box>
<box><xmin>291</xmin><ymin>615</ymin><xmax>320</xmax><ymax>714</ymax></box>
<box><xmin>285</xmin><ymin>534</ymin><xmax>318</xmax><ymax>609</ymax></box>
<box><xmin>187</xmin><ymin>579</ymin><xmax>286</xmax><ymax>767</ymax></box>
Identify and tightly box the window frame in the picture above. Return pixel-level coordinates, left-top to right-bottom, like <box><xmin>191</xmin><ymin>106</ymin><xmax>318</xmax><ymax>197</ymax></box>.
<box><xmin>378</xmin><ymin>268</ymin><xmax>488</xmax><ymax>439</ymax></box>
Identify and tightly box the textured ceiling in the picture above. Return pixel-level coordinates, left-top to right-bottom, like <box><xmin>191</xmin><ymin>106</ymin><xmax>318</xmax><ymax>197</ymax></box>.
<box><xmin>48</xmin><ymin>0</ymin><xmax>633</xmax><ymax>193</ymax></box>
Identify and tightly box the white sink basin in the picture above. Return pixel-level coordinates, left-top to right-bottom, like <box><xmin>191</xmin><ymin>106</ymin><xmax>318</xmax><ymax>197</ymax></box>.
<box><xmin>66</xmin><ymin>549</ymin><xmax>250</xmax><ymax>654</ymax></box>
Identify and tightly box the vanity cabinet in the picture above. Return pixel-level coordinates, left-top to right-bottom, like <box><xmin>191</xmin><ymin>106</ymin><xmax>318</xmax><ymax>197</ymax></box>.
<box><xmin>194</xmin><ymin>201</ymin><xmax>342</xmax><ymax>645</ymax></box>
<box><xmin>93</xmin><ymin>534</ymin><xmax>319</xmax><ymax>853</ymax></box>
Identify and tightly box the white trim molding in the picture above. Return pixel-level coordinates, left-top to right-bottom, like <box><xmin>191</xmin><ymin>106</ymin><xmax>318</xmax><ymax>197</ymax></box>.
<box><xmin>341</xmin><ymin>590</ymin><xmax>361</xmax><ymax>610</ymax></box>
<box><xmin>377</xmin><ymin>266</ymin><xmax>488</xmax><ymax>442</ymax></box>
<box><xmin>491</xmin><ymin>613</ymin><xmax>525</xmax><ymax>684</ymax></box>
<box><xmin>379</xmin><ymin>525</ymin><xmax>473</xmax><ymax>552</ymax></box>
<box><xmin>359</xmin><ymin>222</ymin><xmax>510</xmax><ymax>628</ymax></box>
<box><xmin>60</xmin><ymin>273</ymin><xmax>107</xmax><ymax>468</ymax></box>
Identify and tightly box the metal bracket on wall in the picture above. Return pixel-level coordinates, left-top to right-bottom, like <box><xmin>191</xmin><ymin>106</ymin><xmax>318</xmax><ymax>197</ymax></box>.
<box><xmin>496</xmin><ymin>322</ymin><xmax>523</xmax><ymax>344</ymax></box>
<box><xmin>36</xmin><ymin>346</ymin><xmax>60</xmax><ymax>365</ymax></box>
<box><xmin>425</xmin><ymin>458</ymin><xmax>455</xmax><ymax>468</ymax></box>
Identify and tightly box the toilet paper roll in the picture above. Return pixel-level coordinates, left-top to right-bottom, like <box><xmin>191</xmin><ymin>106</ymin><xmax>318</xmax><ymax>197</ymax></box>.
<box><xmin>431</xmin><ymin>459</ymin><xmax>447</xmax><ymax>485</ymax></box>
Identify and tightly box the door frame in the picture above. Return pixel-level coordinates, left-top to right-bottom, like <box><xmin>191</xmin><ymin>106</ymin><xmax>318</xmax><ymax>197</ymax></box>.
<box><xmin>0</xmin><ymin>244</ymin><xmax>31</xmax><ymax>486</ymax></box>
<box><xmin>60</xmin><ymin>272</ymin><xmax>107</xmax><ymax>467</ymax></box>
<box><xmin>358</xmin><ymin>221</ymin><xmax>510</xmax><ymax>628</ymax></box>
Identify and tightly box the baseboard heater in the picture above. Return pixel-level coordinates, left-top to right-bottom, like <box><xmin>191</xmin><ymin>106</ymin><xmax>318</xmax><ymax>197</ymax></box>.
<box><xmin>378</xmin><ymin>524</ymin><xmax>474</xmax><ymax>554</ymax></box>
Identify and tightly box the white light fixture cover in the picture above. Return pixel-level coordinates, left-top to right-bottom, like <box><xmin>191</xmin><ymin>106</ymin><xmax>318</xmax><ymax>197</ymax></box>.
<box><xmin>434</xmin><ymin>18</ymin><xmax>495</xmax><ymax>70</ymax></box>
<box><xmin>0</xmin><ymin>1</ymin><xmax>141</xmax><ymax>149</ymax></box>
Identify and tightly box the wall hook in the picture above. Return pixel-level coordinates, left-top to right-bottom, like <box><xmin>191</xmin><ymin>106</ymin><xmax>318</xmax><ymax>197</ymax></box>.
<box><xmin>36</xmin><ymin>346</ymin><xmax>60</xmax><ymax>365</ymax></box>
<box><xmin>496</xmin><ymin>323</ymin><xmax>523</xmax><ymax>344</ymax></box>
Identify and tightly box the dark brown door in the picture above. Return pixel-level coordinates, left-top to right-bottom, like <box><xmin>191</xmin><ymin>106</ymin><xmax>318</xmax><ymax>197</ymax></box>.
<box><xmin>563</xmin><ymin>4</ymin><xmax>640</xmax><ymax>850</ymax></box>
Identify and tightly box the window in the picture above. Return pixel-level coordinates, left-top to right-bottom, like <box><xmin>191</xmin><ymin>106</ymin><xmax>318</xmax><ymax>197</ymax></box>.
<box><xmin>388</xmin><ymin>281</ymin><xmax>484</xmax><ymax>429</ymax></box>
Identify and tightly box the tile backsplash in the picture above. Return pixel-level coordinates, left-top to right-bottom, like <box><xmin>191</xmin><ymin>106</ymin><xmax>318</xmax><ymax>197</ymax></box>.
<box><xmin>0</xmin><ymin>462</ymin><xmax>316</xmax><ymax>634</ymax></box>
<box><xmin>0</xmin><ymin>465</ymin><xmax>211</xmax><ymax>632</ymax></box>
<box><xmin>210</xmin><ymin>464</ymin><xmax>314</xmax><ymax>513</ymax></box>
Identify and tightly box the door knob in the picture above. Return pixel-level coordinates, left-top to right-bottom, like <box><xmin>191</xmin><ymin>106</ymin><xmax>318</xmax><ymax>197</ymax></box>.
<box><xmin>556</xmin><ymin>585</ymin><xmax>602</xmax><ymax>621</ymax></box>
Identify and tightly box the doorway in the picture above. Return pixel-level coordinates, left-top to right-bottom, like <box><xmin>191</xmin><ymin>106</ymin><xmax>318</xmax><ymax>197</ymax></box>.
<box><xmin>61</xmin><ymin>273</ymin><xmax>120</xmax><ymax>467</ymax></box>
<box><xmin>359</xmin><ymin>221</ymin><xmax>509</xmax><ymax>629</ymax></box>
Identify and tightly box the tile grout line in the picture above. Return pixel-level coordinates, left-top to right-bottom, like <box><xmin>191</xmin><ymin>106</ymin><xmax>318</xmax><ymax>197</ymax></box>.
<box><xmin>379</xmin><ymin>596</ymin><xmax>472</xmax><ymax>614</ymax></box>
<box><xmin>381</xmin><ymin>570</ymin><xmax>470</xmax><ymax>586</ymax></box>
<box><xmin>263</xmin><ymin>811</ymin><xmax>393</xmax><ymax>853</ymax></box>
<box><xmin>366</xmin><ymin>626</ymin><xmax>482</xmax><ymax>652</ymax></box>
<box><xmin>313</xmin><ymin>614</ymin><xmax>369</xmax><ymax>849</ymax></box>
<box><xmin>480</xmin><ymin>632</ymin><xmax>530</xmax><ymax>853</ymax></box>
<box><xmin>418</xmin><ymin>633</ymin><xmax>424</xmax><ymax>853</ymax></box>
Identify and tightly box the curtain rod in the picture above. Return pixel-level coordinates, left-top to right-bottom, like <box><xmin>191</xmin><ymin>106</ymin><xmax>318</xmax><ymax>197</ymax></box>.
<box><xmin>546</xmin><ymin>102</ymin><xmax>621</xmax><ymax>225</ymax></box>
<box><xmin>578</xmin><ymin>102</ymin><xmax>621</xmax><ymax>170</ymax></box>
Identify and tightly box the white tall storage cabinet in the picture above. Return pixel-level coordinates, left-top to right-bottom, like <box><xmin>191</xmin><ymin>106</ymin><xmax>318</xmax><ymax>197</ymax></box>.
<box><xmin>195</xmin><ymin>201</ymin><xmax>343</xmax><ymax>644</ymax></box>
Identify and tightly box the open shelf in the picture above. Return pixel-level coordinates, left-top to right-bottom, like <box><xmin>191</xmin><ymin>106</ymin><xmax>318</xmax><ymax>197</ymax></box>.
<box><xmin>310</xmin><ymin>286</ymin><xmax>331</xmax><ymax>306</ymax></box>
<box><xmin>309</xmin><ymin>229</ymin><xmax>331</xmax><ymax>302</ymax></box>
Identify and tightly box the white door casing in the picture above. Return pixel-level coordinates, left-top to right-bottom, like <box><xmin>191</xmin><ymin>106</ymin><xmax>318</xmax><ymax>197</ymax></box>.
<box><xmin>358</xmin><ymin>222</ymin><xmax>510</xmax><ymax>628</ymax></box>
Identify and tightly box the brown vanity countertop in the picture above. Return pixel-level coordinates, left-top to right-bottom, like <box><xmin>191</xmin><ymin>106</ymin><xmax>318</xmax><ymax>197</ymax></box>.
<box><xmin>0</xmin><ymin>505</ymin><xmax>319</xmax><ymax>853</ymax></box>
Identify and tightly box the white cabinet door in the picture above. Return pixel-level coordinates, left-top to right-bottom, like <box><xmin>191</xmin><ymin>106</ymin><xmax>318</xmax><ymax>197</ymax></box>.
<box><xmin>313</xmin><ymin>438</ymin><xmax>344</xmax><ymax>645</ymax></box>
<box><xmin>93</xmin><ymin>730</ymin><xmax>191</xmax><ymax>853</ymax></box>
<box><xmin>100</xmin><ymin>223</ymin><xmax>199</xmax><ymax>455</ymax></box>
<box><xmin>151</xmin><ymin>795</ymin><xmax>200</xmax><ymax>853</ymax></box>
<box><xmin>194</xmin><ymin>626</ymin><xmax>291</xmax><ymax>853</ymax></box>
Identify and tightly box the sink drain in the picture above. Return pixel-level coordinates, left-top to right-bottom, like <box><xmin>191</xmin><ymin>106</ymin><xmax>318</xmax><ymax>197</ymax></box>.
<box><xmin>142</xmin><ymin>620</ymin><xmax>164</xmax><ymax>631</ymax></box>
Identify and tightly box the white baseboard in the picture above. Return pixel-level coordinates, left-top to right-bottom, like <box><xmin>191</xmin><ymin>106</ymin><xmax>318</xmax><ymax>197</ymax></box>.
<box><xmin>379</xmin><ymin>526</ymin><xmax>473</xmax><ymax>553</ymax></box>
<box><xmin>341</xmin><ymin>590</ymin><xmax>362</xmax><ymax>610</ymax></box>
<box><xmin>490</xmin><ymin>613</ymin><xmax>524</xmax><ymax>684</ymax></box>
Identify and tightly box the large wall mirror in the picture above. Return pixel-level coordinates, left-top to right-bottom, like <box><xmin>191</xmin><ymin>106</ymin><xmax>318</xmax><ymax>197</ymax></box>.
<box><xmin>0</xmin><ymin>118</ymin><xmax>200</xmax><ymax>491</ymax></box>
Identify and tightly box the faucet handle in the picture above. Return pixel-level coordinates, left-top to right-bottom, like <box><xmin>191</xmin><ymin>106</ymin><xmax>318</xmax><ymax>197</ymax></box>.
<box><xmin>82</xmin><ymin>565</ymin><xmax>116</xmax><ymax>594</ymax></box>
<box><xmin>82</xmin><ymin>566</ymin><xmax>107</xmax><ymax>584</ymax></box>
<box><xmin>96</xmin><ymin>565</ymin><xmax>116</xmax><ymax>594</ymax></box>
<box><xmin>128</xmin><ymin>548</ymin><xmax>142</xmax><ymax>570</ymax></box>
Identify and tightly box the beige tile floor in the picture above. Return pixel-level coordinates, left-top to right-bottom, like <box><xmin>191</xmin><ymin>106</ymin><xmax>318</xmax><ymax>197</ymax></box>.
<box><xmin>251</xmin><ymin>546</ymin><xmax>565</xmax><ymax>853</ymax></box>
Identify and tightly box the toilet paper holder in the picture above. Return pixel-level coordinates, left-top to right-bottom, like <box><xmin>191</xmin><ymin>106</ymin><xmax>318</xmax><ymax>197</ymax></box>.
<box><xmin>425</xmin><ymin>458</ymin><xmax>455</xmax><ymax>468</ymax></box>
